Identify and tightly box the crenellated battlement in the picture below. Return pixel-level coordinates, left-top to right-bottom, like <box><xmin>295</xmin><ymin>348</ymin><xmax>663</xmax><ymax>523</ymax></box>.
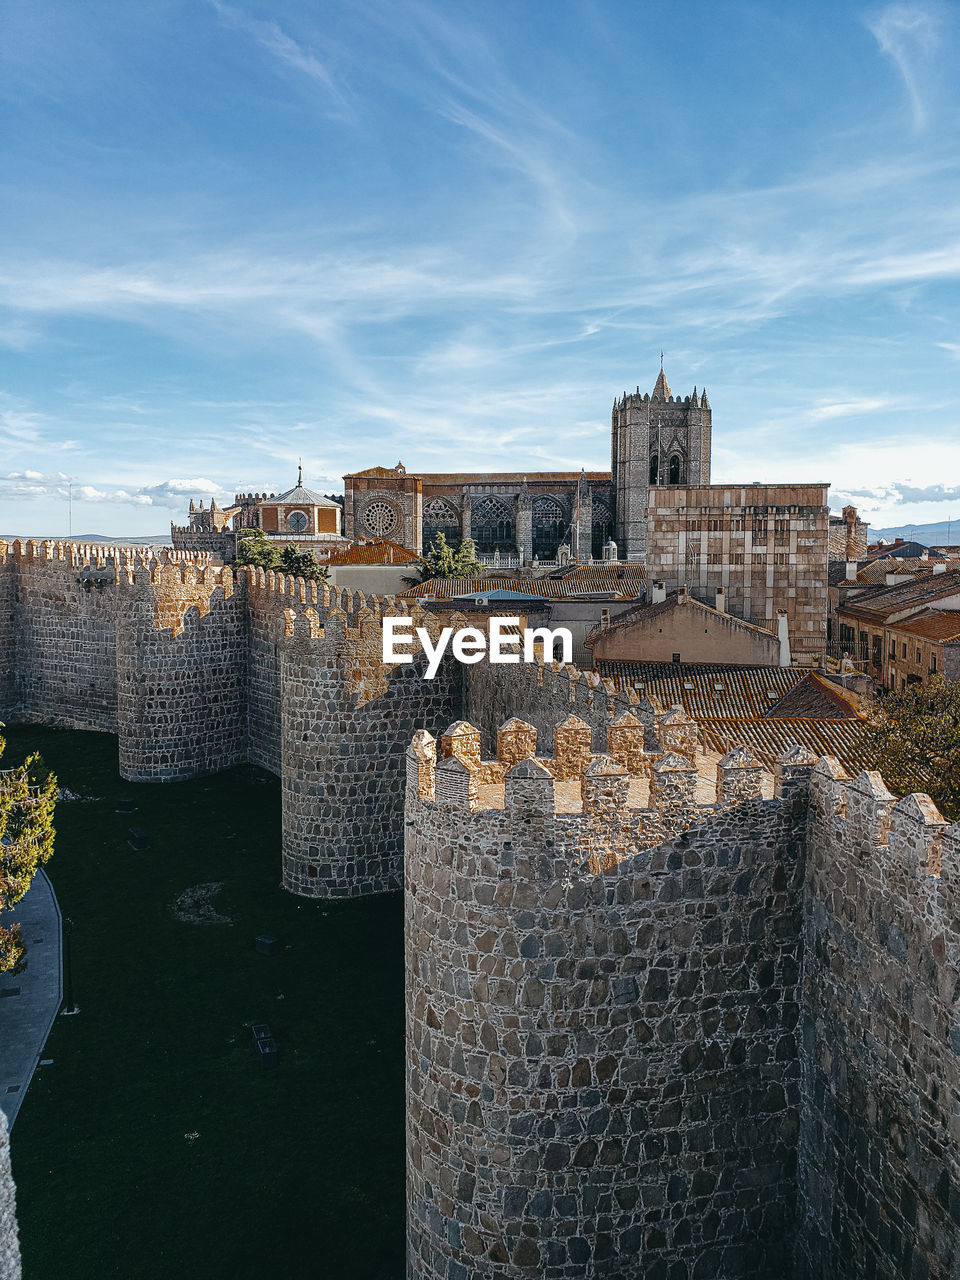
<box><xmin>404</xmin><ymin>714</ymin><xmax>797</xmax><ymax>883</ymax></box>
<box><xmin>0</xmin><ymin>537</ymin><xmax>217</xmax><ymax>569</ymax></box>
<box><xmin>808</xmin><ymin>755</ymin><xmax>960</xmax><ymax>933</ymax></box>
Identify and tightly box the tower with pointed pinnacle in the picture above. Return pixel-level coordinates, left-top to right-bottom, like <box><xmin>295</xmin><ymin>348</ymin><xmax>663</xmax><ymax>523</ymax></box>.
<box><xmin>610</xmin><ymin>365</ymin><xmax>712</xmax><ymax>561</ymax></box>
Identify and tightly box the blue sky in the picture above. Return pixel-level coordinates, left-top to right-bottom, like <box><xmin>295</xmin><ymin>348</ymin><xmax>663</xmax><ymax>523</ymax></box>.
<box><xmin>2</xmin><ymin>0</ymin><xmax>960</xmax><ymax>537</ymax></box>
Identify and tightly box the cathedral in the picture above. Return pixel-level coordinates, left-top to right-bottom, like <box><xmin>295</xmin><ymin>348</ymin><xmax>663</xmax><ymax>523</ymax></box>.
<box><xmin>172</xmin><ymin>363</ymin><xmax>828</xmax><ymax>662</ymax></box>
<box><xmin>342</xmin><ymin>367</ymin><xmax>711</xmax><ymax>563</ymax></box>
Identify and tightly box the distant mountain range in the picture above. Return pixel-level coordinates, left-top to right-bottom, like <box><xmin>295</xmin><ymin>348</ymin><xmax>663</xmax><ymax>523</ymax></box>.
<box><xmin>868</xmin><ymin>520</ymin><xmax>960</xmax><ymax>545</ymax></box>
<box><xmin>1</xmin><ymin>533</ymin><xmax>173</xmax><ymax>546</ymax></box>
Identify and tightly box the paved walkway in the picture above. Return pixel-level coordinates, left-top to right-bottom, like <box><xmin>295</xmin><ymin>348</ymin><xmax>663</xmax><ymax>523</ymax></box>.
<box><xmin>0</xmin><ymin>871</ymin><xmax>62</xmax><ymax>1129</ymax></box>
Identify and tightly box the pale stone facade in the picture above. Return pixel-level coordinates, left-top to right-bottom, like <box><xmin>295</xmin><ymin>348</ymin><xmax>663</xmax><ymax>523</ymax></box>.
<box><xmin>645</xmin><ymin>483</ymin><xmax>830</xmax><ymax>666</ymax></box>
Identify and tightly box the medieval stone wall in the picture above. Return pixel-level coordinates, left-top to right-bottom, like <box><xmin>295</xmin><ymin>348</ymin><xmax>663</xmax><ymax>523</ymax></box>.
<box><xmin>115</xmin><ymin>564</ymin><xmax>248</xmax><ymax>782</ymax></box>
<box><xmin>405</xmin><ymin>721</ymin><xmax>813</xmax><ymax>1279</ymax></box>
<box><xmin>0</xmin><ymin>542</ymin><xmax>120</xmax><ymax>732</ymax></box>
<box><xmin>0</xmin><ymin>553</ymin><xmax>17</xmax><ymax>718</ymax></box>
<box><xmin>245</xmin><ymin>577</ymin><xmax>284</xmax><ymax>775</ymax></box>
<box><xmin>797</xmin><ymin>764</ymin><xmax>960</xmax><ymax>1280</ymax></box>
<box><xmin>0</xmin><ymin>1111</ymin><xmax>20</xmax><ymax>1280</ymax></box>
<box><xmin>276</xmin><ymin>593</ymin><xmax>461</xmax><ymax>897</ymax></box>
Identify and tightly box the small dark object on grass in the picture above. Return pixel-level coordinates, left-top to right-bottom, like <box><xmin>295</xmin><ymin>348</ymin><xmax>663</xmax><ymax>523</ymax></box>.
<box><xmin>255</xmin><ymin>935</ymin><xmax>279</xmax><ymax>955</ymax></box>
<box><xmin>251</xmin><ymin>1024</ymin><xmax>278</xmax><ymax>1069</ymax></box>
<box><xmin>256</xmin><ymin>1037</ymin><xmax>279</xmax><ymax>1070</ymax></box>
<box><xmin>115</xmin><ymin>797</ymin><xmax>136</xmax><ymax>814</ymax></box>
<box><xmin>128</xmin><ymin>828</ymin><xmax>150</xmax><ymax>851</ymax></box>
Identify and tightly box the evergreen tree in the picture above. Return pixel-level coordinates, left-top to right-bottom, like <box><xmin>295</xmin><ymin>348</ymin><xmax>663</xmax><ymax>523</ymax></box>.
<box><xmin>403</xmin><ymin>534</ymin><xmax>485</xmax><ymax>586</ymax></box>
<box><xmin>860</xmin><ymin>675</ymin><xmax>960</xmax><ymax>820</ymax></box>
<box><xmin>278</xmin><ymin>545</ymin><xmax>330</xmax><ymax>583</ymax></box>
<box><xmin>0</xmin><ymin>738</ymin><xmax>57</xmax><ymax>973</ymax></box>
<box><xmin>235</xmin><ymin>528</ymin><xmax>281</xmax><ymax>571</ymax></box>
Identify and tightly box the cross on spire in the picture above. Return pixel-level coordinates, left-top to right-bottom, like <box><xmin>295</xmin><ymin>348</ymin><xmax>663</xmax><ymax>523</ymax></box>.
<box><xmin>298</xmin><ymin>458</ymin><xmax>303</xmax><ymax>487</ymax></box>
<box><xmin>660</xmin><ymin>349</ymin><xmax>664</xmax><ymax>371</ymax></box>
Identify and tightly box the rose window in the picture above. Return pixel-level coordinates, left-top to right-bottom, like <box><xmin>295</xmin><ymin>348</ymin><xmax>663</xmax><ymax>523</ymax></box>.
<box><xmin>287</xmin><ymin>510</ymin><xmax>308</xmax><ymax>533</ymax></box>
<box><xmin>363</xmin><ymin>501</ymin><xmax>399</xmax><ymax>537</ymax></box>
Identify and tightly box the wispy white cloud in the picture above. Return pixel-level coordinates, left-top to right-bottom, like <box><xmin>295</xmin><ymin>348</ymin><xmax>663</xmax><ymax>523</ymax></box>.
<box><xmin>208</xmin><ymin>1</ymin><xmax>356</xmax><ymax>121</ymax></box>
<box><xmin>809</xmin><ymin>396</ymin><xmax>893</xmax><ymax>420</ymax></box>
<box><xmin>0</xmin><ymin>408</ymin><xmax>45</xmax><ymax>444</ymax></box>
<box><xmin>866</xmin><ymin>4</ymin><xmax>941</xmax><ymax>129</ymax></box>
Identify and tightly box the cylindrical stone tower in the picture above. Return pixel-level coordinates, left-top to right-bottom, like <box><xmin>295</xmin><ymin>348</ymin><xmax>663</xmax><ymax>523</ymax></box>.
<box><xmin>405</xmin><ymin>721</ymin><xmax>812</xmax><ymax>1279</ymax></box>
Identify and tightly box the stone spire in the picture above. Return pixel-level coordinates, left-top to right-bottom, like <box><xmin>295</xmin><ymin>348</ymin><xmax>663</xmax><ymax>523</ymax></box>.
<box><xmin>652</xmin><ymin>367</ymin><xmax>672</xmax><ymax>400</ymax></box>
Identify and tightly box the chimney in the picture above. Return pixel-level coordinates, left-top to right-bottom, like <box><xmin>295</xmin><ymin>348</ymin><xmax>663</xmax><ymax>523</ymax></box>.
<box><xmin>885</xmin><ymin>572</ymin><xmax>900</xmax><ymax>586</ymax></box>
<box><xmin>715</xmin><ymin>586</ymin><xmax>726</xmax><ymax>613</ymax></box>
<box><xmin>776</xmin><ymin>611</ymin><xmax>792</xmax><ymax>667</ymax></box>
<box><xmin>933</xmin><ymin>562</ymin><xmax>947</xmax><ymax>575</ymax></box>
<box><xmin>845</xmin><ymin>560</ymin><xmax>858</xmax><ymax>582</ymax></box>
<box><xmin>651</xmin><ymin>580</ymin><xmax>666</xmax><ymax>604</ymax></box>
<box><xmin>677</xmin><ymin>585</ymin><xmax>688</xmax><ymax>604</ymax></box>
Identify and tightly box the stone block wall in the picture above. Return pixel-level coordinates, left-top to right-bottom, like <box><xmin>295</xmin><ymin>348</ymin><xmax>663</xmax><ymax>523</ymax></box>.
<box><xmin>0</xmin><ymin>541</ymin><xmax>120</xmax><ymax>731</ymax></box>
<box><xmin>797</xmin><ymin>763</ymin><xmax>960</xmax><ymax>1279</ymax></box>
<box><xmin>0</xmin><ymin>1111</ymin><xmax>20</xmax><ymax>1280</ymax></box>
<box><xmin>115</xmin><ymin>563</ymin><xmax>248</xmax><ymax>782</ymax></box>
<box><xmin>0</xmin><ymin>551</ymin><xmax>16</xmax><ymax>716</ymax></box>
<box><xmin>246</xmin><ymin>576</ymin><xmax>284</xmax><ymax>775</ymax></box>
<box><xmin>274</xmin><ymin>588</ymin><xmax>461</xmax><ymax>897</ymax></box>
<box><xmin>405</xmin><ymin>721</ymin><xmax>813</xmax><ymax>1278</ymax></box>
<box><xmin>465</xmin><ymin>655</ymin><xmax>652</xmax><ymax>756</ymax></box>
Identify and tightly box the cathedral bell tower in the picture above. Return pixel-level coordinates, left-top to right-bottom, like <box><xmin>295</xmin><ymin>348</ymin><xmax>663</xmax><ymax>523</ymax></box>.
<box><xmin>611</xmin><ymin>366</ymin><xmax>712</xmax><ymax>561</ymax></box>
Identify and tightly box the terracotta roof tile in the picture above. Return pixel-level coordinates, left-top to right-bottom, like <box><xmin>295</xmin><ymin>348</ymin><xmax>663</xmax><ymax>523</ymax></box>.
<box><xmin>597</xmin><ymin>663</ymin><xmax>807</xmax><ymax>717</ymax></box>
<box><xmin>320</xmin><ymin>538</ymin><xmax>419</xmax><ymax>565</ymax></box>
<box><xmin>841</xmin><ymin>569</ymin><xmax>960</xmax><ymax>622</ymax></box>
<box><xmin>697</xmin><ymin>718</ymin><xmax>867</xmax><ymax>776</ymax></box>
<box><xmin>887</xmin><ymin>609</ymin><xmax>960</xmax><ymax>642</ymax></box>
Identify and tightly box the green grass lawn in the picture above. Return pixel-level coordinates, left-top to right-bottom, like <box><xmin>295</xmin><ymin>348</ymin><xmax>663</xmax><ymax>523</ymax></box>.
<box><xmin>4</xmin><ymin>726</ymin><xmax>405</xmax><ymax>1280</ymax></box>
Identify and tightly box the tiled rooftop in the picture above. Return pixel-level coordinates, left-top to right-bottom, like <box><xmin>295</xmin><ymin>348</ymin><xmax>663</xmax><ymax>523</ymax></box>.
<box><xmin>840</xmin><ymin>569</ymin><xmax>960</xmax><ymax>622</ymax></box>
<box><xmin>696</xmin><ymin>718</ymin><xmax>867</xmax><ymax>776</ymax></box>
<box><xmin>594</xmin><ymin>662</ymin><xmax>866</xmax><ymax>773</ymax></box>
<box><xmin>596</xmin><ymin>663</ymin><xmax>808</xmax><ymax>717</ymax></box>
<box><xmin>886</xmin><ymin>609</ymin><xmax>960</xmax><ymax>642</ymax></box>
<box><xmin>319</xmin><ymin>538</ymin><xmax>419</xmax><ymax>566</ymax></box>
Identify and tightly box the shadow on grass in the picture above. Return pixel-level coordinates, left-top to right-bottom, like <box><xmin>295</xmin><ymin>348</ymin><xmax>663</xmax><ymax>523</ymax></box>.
<box><xmin>6</xmin><ymin>727</ymin><xmax>404</xmax><ymax>1280</ymax></box>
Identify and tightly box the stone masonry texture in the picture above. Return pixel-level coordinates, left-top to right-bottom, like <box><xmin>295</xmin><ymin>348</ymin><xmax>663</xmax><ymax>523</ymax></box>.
<box><xmin>2</xmin><ymin>538</ymin><xmax>958</xmax><ymax>1277</ymax></box>
<box><xmin>405</xmin><ymin>727</ymin><xmax>808</xmax><ymax>1279</ymax></box>
<box><xmin>0</xmin><ymin>1110</ymin><xmax>20</xmax><ymax>1280</ymax></box>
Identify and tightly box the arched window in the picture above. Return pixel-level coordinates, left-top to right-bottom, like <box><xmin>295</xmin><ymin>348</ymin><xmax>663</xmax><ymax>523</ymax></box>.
<box><xmin>669</xmin><ymin>454</ymin><xmax>683</xmax><ymax>484</ymax></box>
<box><xmin>471</xmin><ymin>496</ymin><xmax>514</xmax><ymax>552</ymax></box>
<box><xmin>649</xmin><ymin>455</ymin><xmax>659</xmax><ymax>485</ymax></box>
<box><xmin>591</xmin><ymin>496</ymin><xmax>612</xmax><ymax>560</ymax></box>
<box><xmin>422</xmin><ymin>498</ymin><xmax>460</xmax><ymax>551</ymax></box>
<box><xmin>532</xmin><ymin>496</ymin><xmax>567</xmax><ymax>559</ymax></box>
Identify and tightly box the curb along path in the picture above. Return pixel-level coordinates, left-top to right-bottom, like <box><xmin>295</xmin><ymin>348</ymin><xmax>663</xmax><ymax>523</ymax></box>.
<box><xmin>0</xmin><ymin>870</ymin><xmax>63</xmax><ymax>1129</ymax></box>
